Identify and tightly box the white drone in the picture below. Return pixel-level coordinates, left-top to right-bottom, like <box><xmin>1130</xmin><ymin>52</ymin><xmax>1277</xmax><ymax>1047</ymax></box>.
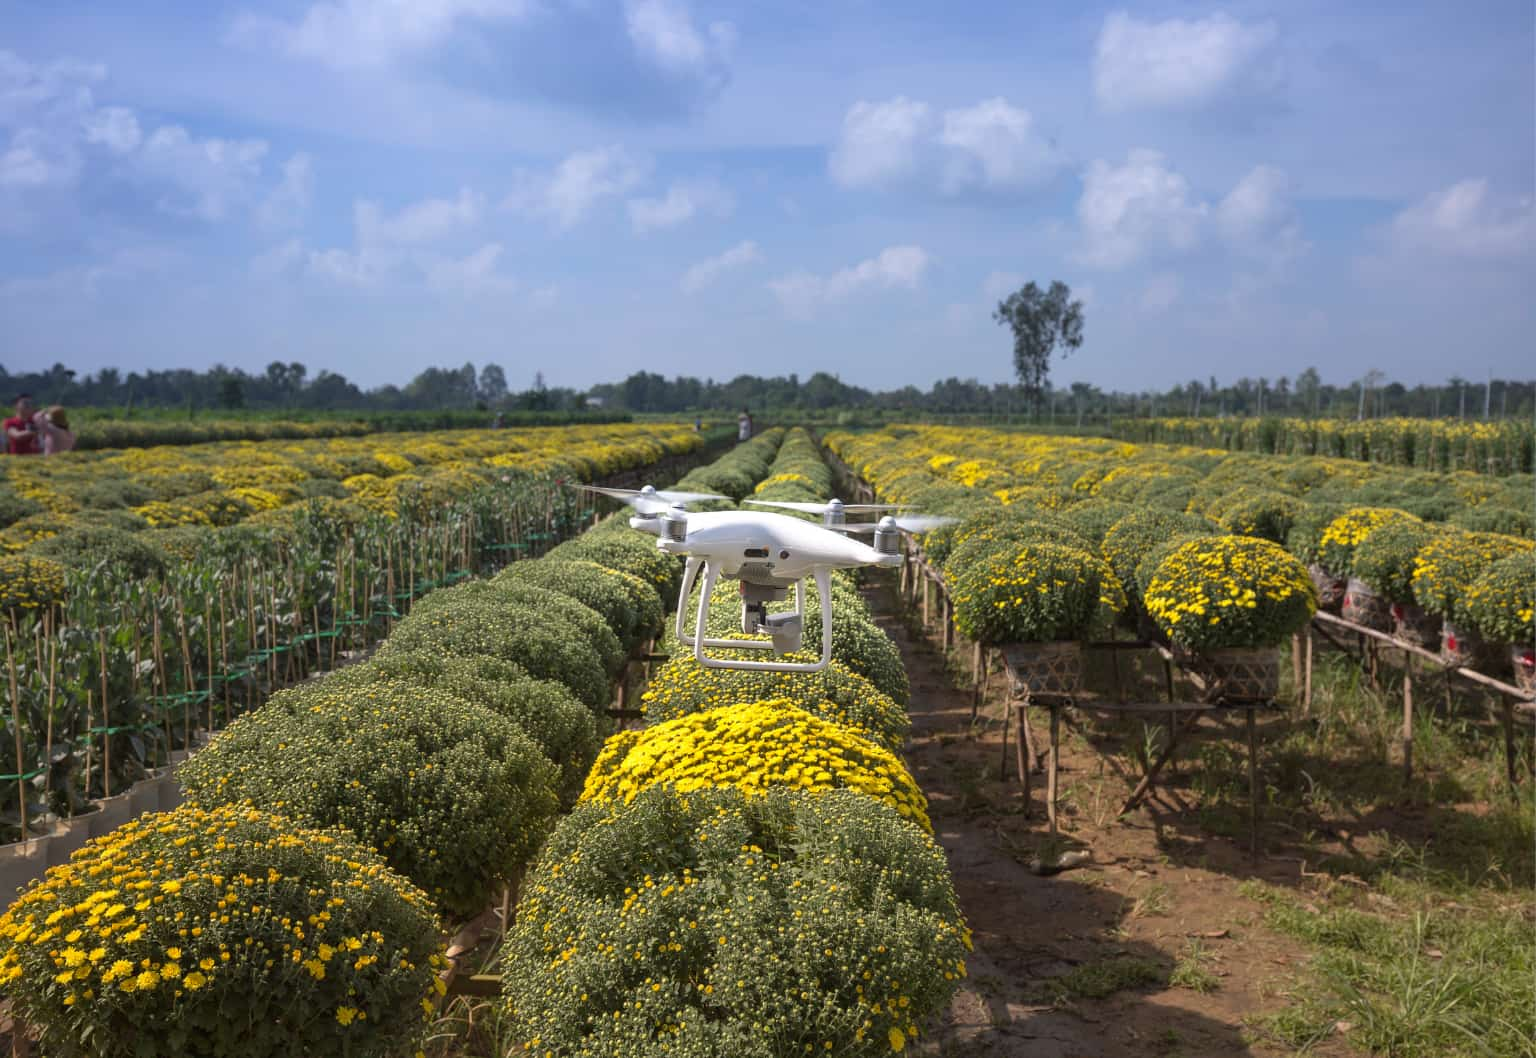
<box><xmin>577</xmin><ymin>485</ymin><xmax>953</xmax><ymax>673</ymax></box>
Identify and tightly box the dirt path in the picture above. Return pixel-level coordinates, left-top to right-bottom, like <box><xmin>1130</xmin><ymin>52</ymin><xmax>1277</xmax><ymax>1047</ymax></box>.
<box><xmin>865</xmin><ymin>586</ymin><xmax>1333</xmax><ymax>1058</ymax></box>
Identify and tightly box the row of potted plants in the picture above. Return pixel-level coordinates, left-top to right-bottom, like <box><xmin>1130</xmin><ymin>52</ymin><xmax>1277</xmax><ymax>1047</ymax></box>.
<box><xmin>0</xmin><ymin>424</ymin><xmax>750</xmax><ymax>1056</ymax></box>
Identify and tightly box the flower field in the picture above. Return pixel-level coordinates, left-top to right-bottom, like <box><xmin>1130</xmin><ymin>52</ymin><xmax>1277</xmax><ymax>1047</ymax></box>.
<box><xmin>0</xmin><ymin>426</ymin><xmax>973</xmax><ymax>1057</ymax></box>
<box><xmin>0</xmin><ymin>422</ymin><xmax>705</xmax><ymax>843</ymax></box>
<box><xmin>1110</xmin><ymin>416</ymin><xmax>1534</xmax><ymax>474</ymax></box>
<box><xmin>827</xmin><ymin>425</ymin><xmax>1533</xmax><ymax>670</ymax></box>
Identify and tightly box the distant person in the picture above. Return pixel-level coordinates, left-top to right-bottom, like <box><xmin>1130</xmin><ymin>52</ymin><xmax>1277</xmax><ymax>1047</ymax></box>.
<box><xmin>34</xmin><ymin>406</ymin><xmax>75</xmax><ymax>454</ymax></box>
<box><xmin>4</xmin><ymin>394</ymin><xmax>39</xmax><ymax>456</ymax></box>
<box><xmin>693</xmin><ymin>415</ymin><xmax>702</xmax><ymax>432</ymax></box>
<box><xmin>738</xmin><ymin>408</ymin><xmax>752</xmax><ymax>442</ymax></box>
<box><xmin>493</xmin><ymin>412</ymin><xmax>506</xmax><ymax>429</ymax></box>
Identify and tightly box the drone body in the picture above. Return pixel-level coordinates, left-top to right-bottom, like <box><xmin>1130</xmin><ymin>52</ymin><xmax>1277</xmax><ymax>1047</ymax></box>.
<box><xmin>574</xmin><ymin>484</ymin><xmax>951</xmax><ymax>673</ymax></box>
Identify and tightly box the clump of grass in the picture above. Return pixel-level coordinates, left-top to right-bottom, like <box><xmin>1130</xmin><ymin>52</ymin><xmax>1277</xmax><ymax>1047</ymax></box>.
<box><xmin>1168</xmin><ymin>939</ymin><xmax>1220</xmax><ymax>994</ymax></box>
<box><xmin>1050</xmin><ymin>955</ymin><xmax>1166</xmax><ymax>1001</ymax></box>
<box><xmin>1243</xmin><ymin>882</ymin><xmax>1535</xmax><ymax>1057</ymax></box>
<box><xmin>1128</xmin><ymin>881</ymin><xmax>1171</xmax><ymax>919</ymax></box>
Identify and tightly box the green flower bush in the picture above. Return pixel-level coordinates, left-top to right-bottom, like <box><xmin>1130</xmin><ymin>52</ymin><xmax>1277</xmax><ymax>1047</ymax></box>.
<box><xmin>1450</xmin><ymin>504</ymin><xmax>1534</xmax><ymax>539</ymax></box>
<box><xmin>378</xmin><ymin>590</ymin><xmax>611</xmax><ymax>710</ymax></box>
<box><xmin>30</xmin><ymin>525</ymin><xmax>168</xmax><ymax>578</ymax></box>
<box><xmin>501</xmin><ymin>786</ymin><xmax>971</xmax><ymax>1058</ymax></box>
<box><xmin>317</xmin><ymin>652</ymin><xmax>599</xmax><ymax>808</ymax></box>
<box><xmin>0</xmin><ymin>804</ymin><xmax>444</xmax><ymax>1058</ymax></box>
<box><xmin>0</xmin><ymin>554</ymin><xmax>67</xmax><ymax>613</ymax></box>
<box><xmin>950</xmin><ymin>541</ymin><xmax>1124</xmax><ymax>645</ymax></box>
<box><xmin>1351</xmin><ymin>519</ymin><xmax>1448</xmax><ymax>602</ymax></box>
<box><xmin>641</xmin><ymin>652</ymin><xmax>910</xmax><ymax>753</ymax></box>
<box><xmin>494</xmin><ymin>558</ymin><xmax>659</xmax><ymax>652</ymax></box>
<box><xmin>1210</xmin><ymin>489</ymin><xmax>1304</xmax><ymax>545</ymax></box>
<box><xmin>1134</xmin><ymin>533</ymin><xmax>1217</xmax><ymax>603</ymax></box>
<box><xmin>1102</xmin><ymin>510</ymin><xmax>1216</xmax><ymax>604</ymax></box>
<box><xmin>1285</xmin><ymin>502</ymin><xmax>1351</xmax><ymax>570</ymax></box>
<box><xmin>408</xmin><ymin>580</ymin><xmax>626</xmax><ymax>676</ymax></box>
<box><xmin>1144</xmin><ymin>536</ymin><xmax>1317</xmax><ymax>651</ymax></box>
<box><xmin>548</xmin><ymin>525</ymin><xmax>682</xmax><ymax>606</ymax></box>
<box><xmin>180</xmin><ymin>679</ymin><xmax>559</xmax><ymax>918</ymax></box>
<box><xmin>1463</xmin><ymin>552</ymin><xmax>1535</xmax><ymax>645</ymax></box>
<box><xmin>1315</xmin><ymin>507</ymin><xmax>1422</xmax><ymax>578</ymax></box>
<box><xmin>1059</xmin><ymin>500</ymin><xmax>1137</xmax><ymax>546</ymax></box>
<box><xmin>1412</xmin><ymin>531</ymin><xmax>1534</xmax><ymax>623</ymax></box>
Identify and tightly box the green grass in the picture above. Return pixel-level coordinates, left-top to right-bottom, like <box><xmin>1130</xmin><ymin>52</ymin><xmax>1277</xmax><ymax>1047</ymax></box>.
<box><xmin>1050</xmin><ymin>955</ymin><xmax>1168</xmax><ymax>1001</ymax></box>
<box><xmin>1168</xmin><ymin>939</ymin><xmax>1221</xmax><ymax>994</ymax></box>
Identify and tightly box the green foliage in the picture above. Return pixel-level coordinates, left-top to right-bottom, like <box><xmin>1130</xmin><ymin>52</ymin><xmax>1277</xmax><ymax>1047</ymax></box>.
<box><xmin>1450</xmin><ymin>503</ymin><xmax>1534</xmax><ymax>538</ymax></box>
<box><xmin>1211</xmin><ymin>488</ymin><xmax>1304</xmax><ymax>545</ymax></box>
<box><xmin>29</xmin><ymin>524</ymin><xmax>168</xmax><ymax>578</ymax></box>
<box><xmin>1352</xmin><ymin>519</ymin><xmax>1448</xmax><ymax>602</ymax></box>
<box><xmin>1102</xmin><ymin>509</ymin><xmax>1216</xmax><ymax>602</ymax></box>
<box><xmin>0</xmin><ymin>804</ymin><xmax>443</xmax><ymax>1058</ymax></box>
<box><xmin>1145</xmin><ymin>535</ymin><xmax>1317</xmax><ymax>651</ymax></box>
<box><xmin>950</xmin><ymin>541</ymin><xmax>1124</xmax><ymax>645</ymax></box>
<box><xmin>1411</xmin><ymin>531</ymin><xmax>1533</xmax><ymax>623</ymax></box>
<box><xmin>494</xmin><ymin>559</ymin><xmax>652</xmax><ymax>651</ymax></box>
<box><xmin>1058</xmin><ymin>499</ymin><xmax>1136</xmax><ymax>546</ymax></box>
<box><xmin>318</xmin><ymin>652</ymin><xmax>599</xmax><ymax>808</ymax></box>
<box><xmin>501</xmin><ymin>786</ymin><xmax>970</xmax><ymax>1058</ymax></box>
<box><xmin>380</xmin><ymin>583</ymin><xmax>613</xmax><ymax>708</ymax></box>
<box><xmin>180</xmin><ymin>679</ymin><xmax>559</xmax><ymax>917</ymax></box>
<box><xmin>1462</xmin><ymin>551</ymin><xmax>1535</xmax><ymax>643</ymax></box>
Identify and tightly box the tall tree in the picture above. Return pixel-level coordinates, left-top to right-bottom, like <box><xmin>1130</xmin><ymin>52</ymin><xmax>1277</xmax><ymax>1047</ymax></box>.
<box><xmin>478</xmin><ymin>364</ymin><xmax>509</xmax><ymax>405</ymax></box>
<box><xmin>993</xmin><ymin>280</ymin><xmax>1085</xmax><ymax>409</ymax></box>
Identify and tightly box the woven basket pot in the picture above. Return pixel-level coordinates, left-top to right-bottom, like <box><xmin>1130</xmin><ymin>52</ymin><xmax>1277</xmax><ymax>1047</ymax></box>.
<box><xmin>1342</xmin><ymin>578</ymin><xmax>1392</xmax><ymax>632</ymax></box>
<box><xmin>1188</xmin><ymin>646</ymin><xmax>1281</xmax><ymax>703</ymax></box>
<box><xmin>1308</xmin><ymin>564</ymin><xmax>1347</xmax><ymax>613</ymax></box>
<box><xmin>1002</xmin><ymin>640</ymin><xmax>1082</xmax><ymax>698</ymax></box>
<box><xmin>1389</xmin><ymin>601</ymin><xmax>1442</xmax><ymax>650</ymax></box>
<box><xmin>1511</xmin><ymin>644</ymin><xmax>1536</xmax><ymax>696</ymax></box>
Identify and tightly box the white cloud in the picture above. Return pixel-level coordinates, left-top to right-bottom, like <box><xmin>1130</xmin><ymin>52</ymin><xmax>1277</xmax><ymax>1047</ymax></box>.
<box><xmin>939</xmin><ymin>98</ymin><xmax>1059</xmax><ymax>192</ymax></box>
<box><xmin>1093</xmin><ymin>11</ymin><xmax>1277</xmax><ymax>112</ymax></box>
<box><xmin>831</xmin><ymin>95</ymin><xmax>1060</xmax><ymax>195</ymax></box>
<box><xmin>0</xmin><ymin>132</ymin><xmax>72</xmax><ymax>188</ymax></box>
<box><xmin>81</xmin><ymin>106</ymin><xmax>140</xmax><ymax>154</ymax></box>
<box><xmin>1216</xmin><ymin>163</ymin><xmax>1306</xmax><ymax>267</ymax></box>
<box><xmin>1389</xmin><ymin>179</ymin><xmax>1534</xmax><ymax>259</ymax></box>
<box><xmin>769</xmin><ymin>245</ymin><xmax>929</xmax><ymax>317</ymax></box>
<box><xmin>628</xmin><ymin>179</ymin><xmax>732</xmax><ymax>233</ymax></box>
<box><xmin>137</xmin><ymin>125</ymin><xmax>269</xmax><ymax>221</ymax></box>
<box><xmin>506</xmin><ymin>146</ymin><xmax>647</xmax><ymax>228</ymax></box>
<box><xmin>357</xmin><ymin>186</ymin><xmax>483</xmax><ymax>245</ymax></box>
<box><xmin>257</xmin><ymin>153</ymin><xmax>314</xmax><ymax>230</ymax></box>
<box><xmin>232</xmin><ymin>0</ymin><xmax>531</xmax><ymax>70</ymax></box>
<box><xmin>1075</xmin><ymin>149</ymin><xmax>1207</xmax><ymax>268</ymax></box>
<box><xmin>829</xmin><ymin>97</ymin><xmax>931</xmax><ymax>189</ymax></box>
<box><xmin>426</xmin><ymin>242</ymin><xmax>517</xmax><ymax>295</ymax></box>
<box><xmin>680</xmin><ymin>240</ymin><xmax>760</xmax><ymax>293</ymax></box>
<box><xmin>1139</xmin><ymin>272</ymin><xmax>1181</xmax><ymax>311</ymax></box>
<box><xmin>623</xmin><ymin>0</ymin><xmax>733</xmax><ymax>75</ymax></box>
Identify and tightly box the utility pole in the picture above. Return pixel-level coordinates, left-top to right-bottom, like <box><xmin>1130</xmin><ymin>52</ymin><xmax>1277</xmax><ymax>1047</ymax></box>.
<box><xmin>1357</xmin><ymin>377</ymin><xmax>1366</xmax><ymax>421</ymax></box>
<box><xmin>1484</xmin><ymin>369</ymin><xmax>1492</xmax><ymax>420</ymax></box>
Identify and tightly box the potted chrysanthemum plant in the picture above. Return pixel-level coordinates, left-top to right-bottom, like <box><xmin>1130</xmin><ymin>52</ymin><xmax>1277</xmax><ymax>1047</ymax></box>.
<box><xmin>949</xmin><ymin>541</ymin><xmax>1124</xmax><ymax>697</ymax></box>
<box><xmin>1144</xmin><ymin>535</ymin><xmax>1318</xmax><ymax>702</ymax></box>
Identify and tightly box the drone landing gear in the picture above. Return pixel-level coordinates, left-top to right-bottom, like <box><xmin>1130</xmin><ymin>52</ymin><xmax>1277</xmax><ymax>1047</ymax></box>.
<box><xmin>675</xmin><ymin>558</ymin><xmax>834</xmax><ymax>673</ymax></box>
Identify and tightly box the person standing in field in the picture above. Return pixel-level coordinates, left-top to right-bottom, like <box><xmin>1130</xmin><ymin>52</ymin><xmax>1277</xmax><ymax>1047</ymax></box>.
<box><xmin>738</xmin><ymin>408</ymin><xmax>752</xmax><ymax>442</ymax></box>
<box><xmin>4</xmin><ymin>394</ymin><xmax>40</xmax><ymax>455</ymax></box>
<box><xmin>34</xmin><ymin>406</ymin><xmax>75</xmax><ymax>454</ymax></box>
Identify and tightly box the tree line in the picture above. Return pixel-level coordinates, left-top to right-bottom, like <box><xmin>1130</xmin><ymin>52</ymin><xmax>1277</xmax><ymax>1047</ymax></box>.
<box><xmin>3</xmin><ymin>361</ymin><xmax>1532</xmax><ymax>423</ymax></box>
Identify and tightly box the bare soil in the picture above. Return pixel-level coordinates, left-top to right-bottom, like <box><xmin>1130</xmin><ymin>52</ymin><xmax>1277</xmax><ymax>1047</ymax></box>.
<box><xmin>864</xmin><ymin>585</ymin><xmax>1348</xmax><ymax>1058</ymax></box>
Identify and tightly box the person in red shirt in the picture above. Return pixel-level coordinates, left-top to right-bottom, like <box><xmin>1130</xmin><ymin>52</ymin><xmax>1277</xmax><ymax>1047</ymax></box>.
<box><xmin>4</xmin><ymin>394</ymin><xmax>40</xmax><ymax>455</ymax></box>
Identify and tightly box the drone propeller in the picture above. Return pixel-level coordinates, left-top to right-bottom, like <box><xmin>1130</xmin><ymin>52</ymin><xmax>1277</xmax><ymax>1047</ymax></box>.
<box><xmin>835</xmin><ymin>514</ymin><xmax>958</xmax><ymax>535</ymax></box>
<box><xmin>571</xmin><ymin>483</ymin><xmax>728</xmax><ymax>515</ymax></box>
<box><xmin>743</xmin><ymin>499</ymin><xmax>908</xmax><ymax>515</ymax></box>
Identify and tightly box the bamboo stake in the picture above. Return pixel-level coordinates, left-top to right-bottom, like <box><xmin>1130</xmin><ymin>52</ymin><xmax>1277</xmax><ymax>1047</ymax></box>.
<box><xmin>6</xmin><ymin>621</ymin><xmax>26</xmax><ymax>840</ymax></box>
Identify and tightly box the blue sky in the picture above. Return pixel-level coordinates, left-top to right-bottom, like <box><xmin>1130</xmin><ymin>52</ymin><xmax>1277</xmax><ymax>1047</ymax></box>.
<box><xmin>1</xmin><ymin>0</ymin><xmax>1532</xmax><ymax>393</ymax></box>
